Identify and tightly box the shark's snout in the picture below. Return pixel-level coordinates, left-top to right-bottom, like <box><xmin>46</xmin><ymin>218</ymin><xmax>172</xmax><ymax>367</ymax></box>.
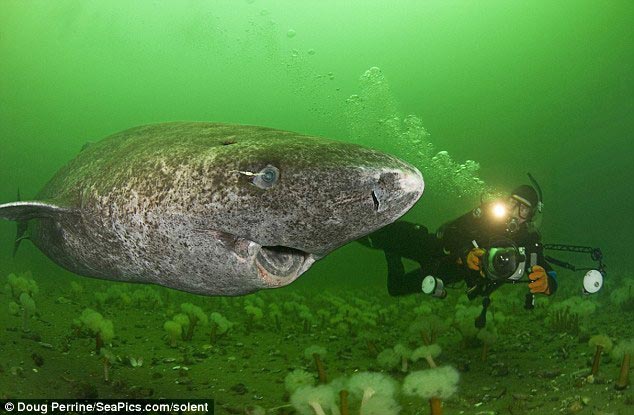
<box><xmin>371</xmin><ymin>166</ymin><xmax>424</xmax><ymax>213</ymax></box>
<box><xmin>399</xmin><ymin>167</ymin><xmax>425</xmax><ymax>194</ymax></box>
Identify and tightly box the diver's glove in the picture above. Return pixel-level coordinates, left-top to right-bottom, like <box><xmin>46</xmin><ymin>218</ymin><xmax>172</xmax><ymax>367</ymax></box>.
<box><xmin>466</xmin><ymin>248</ymin><xmax>486</xmax><ymax>272</ymax></box>
<box><xmin>528</xmin><ymin>265</ymin><xmax>551</xmax><ymax>295</ymax></box>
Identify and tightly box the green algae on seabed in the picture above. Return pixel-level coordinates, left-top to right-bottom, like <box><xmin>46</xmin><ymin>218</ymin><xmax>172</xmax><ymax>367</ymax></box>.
<box><xmin>1</xmin><ymin>269</ymin><xmax>633</xmax><ymax>414</ymax></box>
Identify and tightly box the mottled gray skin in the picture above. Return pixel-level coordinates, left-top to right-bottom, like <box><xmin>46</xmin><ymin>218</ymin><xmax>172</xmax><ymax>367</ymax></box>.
<box><xmin>1</xmin><ymin>122</ymin><xmax>424</xmax><ymax>295</ymax></box>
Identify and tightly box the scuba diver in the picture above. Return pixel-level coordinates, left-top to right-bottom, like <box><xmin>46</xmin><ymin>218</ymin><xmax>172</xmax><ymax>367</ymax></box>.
<box><xmin>359</xmin><ymin>183</ymin><xmax>558</xmax><ymax>305</ymax></box>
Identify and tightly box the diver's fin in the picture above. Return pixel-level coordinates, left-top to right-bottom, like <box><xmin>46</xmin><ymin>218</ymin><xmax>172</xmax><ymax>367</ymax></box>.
<box><xmin>0</xmin><ymin>201</ymin><xmax>75</xmax><ymax>222</ymax></box>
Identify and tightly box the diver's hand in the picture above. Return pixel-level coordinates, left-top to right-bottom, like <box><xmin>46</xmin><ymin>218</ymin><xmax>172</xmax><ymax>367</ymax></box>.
<box><xmin>466</xmin><ymin>248</ymin><xmax>486</xmax><ymax>271</ymax></box>
<box><xmin>528</xmin><ymin>265</ymin><xmax>551</xmax><ymax>295</ymax></box>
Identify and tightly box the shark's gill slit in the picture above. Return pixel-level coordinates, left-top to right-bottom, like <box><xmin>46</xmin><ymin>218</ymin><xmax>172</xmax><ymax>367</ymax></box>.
<box><xmin>256</xmin><ymin>246</ymin><xmax>307</xmax><ymax>277</ymax></box>
<box><xmin>371</xmin><ymin>190</ymin><xmax>380</xmax><ymax>211</ymax></box>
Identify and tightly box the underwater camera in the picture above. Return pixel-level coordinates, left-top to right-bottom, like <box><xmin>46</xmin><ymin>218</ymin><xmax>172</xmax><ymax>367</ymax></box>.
<box><xmin>482</xmin><ymin>240</ymin><xmax>527</xmax><ymax>282</ymax></box>
<box><xmin>481</xmin><ymin>241</ymin><xmax>606</xmax><ymax>294</ymax></box>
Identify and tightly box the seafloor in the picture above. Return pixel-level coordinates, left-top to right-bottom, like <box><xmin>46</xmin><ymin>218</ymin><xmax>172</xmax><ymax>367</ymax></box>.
<box><xmin>1</xmin><ymin>267</ymin><xmax>632</xmax><ymax>415</ymax></box>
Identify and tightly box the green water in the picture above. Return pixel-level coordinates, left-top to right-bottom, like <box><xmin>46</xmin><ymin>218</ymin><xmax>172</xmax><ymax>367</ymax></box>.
<box><xmin>1</xmin><ymin>1</ymin><xmax>633</xmax><ymax>413</ymax></box>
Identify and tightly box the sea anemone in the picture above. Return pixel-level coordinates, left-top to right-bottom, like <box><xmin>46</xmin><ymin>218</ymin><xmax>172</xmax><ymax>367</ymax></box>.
<box><xmin>269</xmin><ymin>304</ymin><xmax>282</xmax><ymax>332</ymax></box>
<box><xmin>19</xmin><ymin>292</ymin><xmax>36</xmax><ymax>333</ymax></box>
<box><xmin>299</xmin><ymin>307</ymin><xmax>316</xmax><ymax>333</ymax></box>
<box><xmin>290</xmin><ymin>385</ymin><xmax>340</xmax><ymax>415</ymax></box>
<box><xmin>403</xmin><ymin>366</ymin><xmax>460</xmax><ymax>415</ymax></box>
<box><xmin>285</xmin><ymin>369</ymin><xmax>316</xmax><ymax>394</ymax></box>
<box><xmin>358</xmin><ymin>333</ymin><xmax>379</xmax><ymax>357</ymax></box>
<box><xmin>100</xmin><ymin>348</ymin><xmax>115</xmax><ymax>382</ymax></box>
<box><xmin>612</xmin><ymin>339</ymin><xmax>634</xmax><ymax>390</ymax></box>
<box><xmin>209</xmin><ymin>312</ymin><xmax>233</xmax><ymax>343</ymax></box>
<box><xmin>317</xmin><ymin>309</ymin><xmax>331</xmax><ymax>327</ymax></box>
<box><xmin>4</xmin><ymin>272</ymin><xmax>38</xmax><ymax>300</ymax></box>
<box><xmin>131</xmin><ymin>286</ymin><xmax>163</xmax><ymax>308</ymax></box>
<box><xmin>245</xmin><ymin>304</ymin><xmax>263</xmax><ymax>331</ymax></box>
<box><xmin>324</xmin><ymin>376</ymin><xmax>349</xmax><ymax>415</ymax></box>
<box><xmin>393</xmin><ymin>343</ymin><xmax>413</xmax><ymax>372</ymax></box>
<box><xmin>377</xmin><ymin>348</ymin><xmax>400</xmax><ymax>372</ymax></box>
<box><xmin>163</xmin><ymin>320</ymin><xmax>182</xmax><ymax>347</ymax></box>
<box><xmin>409</xmin><ymin>313</ymin><xmax>449</xmax><ymax>345</ymax></box>
<box><xmin>180</xmin><ymin>303</ymin><xmax>208</xmax><ymax>340</ymax></box>
<box><xmin>304</xmin><ymin>346</ymin><xmax>328</xmax><ymax>383</ymax></box>
<box><xmin>477</xmin><ymin>327</ymin><xmax>498</xmax><ymax>361</ymax></box>
<box><xmin>452</xmin><ymin>303</ymin><xmax>482</xmax><ymax>348</ymax></box>
<box><xmin>412</xmin><ymin>344</ymin><xmax>442</xmax><ymax>368</ymax></box>
<box><xmin>172</xmin><ymin>313</ymin><xmax>190</xmax><ymax>339</ymax></box>
<box><xmin>589</xmin><ymin>334</ymin><xmax>613</xmax><ymax>376</ymax></box>
<box><xmin>358</xmin><ymin>395</ymin><xmax>400</xmax><ymax>415</ymax></box>
<box><xmin>610</xmin><ymin>281</ymin><xmax>634</xmax><ymax>310</ymax></box>
<box><xmin>76</xmin><ymin>308</ymin><xmax>115</xmax><ymax>354</ymax></box>
<box><xmin>347</xmin><ymin>372</ymin><xmax>398</xmax><ymax>411</ymax></box>
<box><xmin>69</xmin><ymin>281</ymin><xmax>84</xmax><ymax>299</ymax></box>
<box><xmin>5</xmin><ymin>272</ymin><xmax>39</xmax><ymax>332</ymax></box>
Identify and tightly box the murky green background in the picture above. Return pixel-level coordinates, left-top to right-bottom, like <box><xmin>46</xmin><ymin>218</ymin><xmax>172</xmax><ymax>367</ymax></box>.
<box><xmin>2</xmin><ymin>1</ymin><xmax>633</xmax><ymax>277</ymax></box>
<box><xmin>1</xmin><ymin>0</ymin><xmax>633</xmax><ymax>408</ymax></box>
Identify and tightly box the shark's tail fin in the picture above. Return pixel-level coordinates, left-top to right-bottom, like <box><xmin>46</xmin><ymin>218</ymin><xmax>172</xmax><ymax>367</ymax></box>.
<box><xmin>0</xmin><ymin>191</ymin><xmax>74</xmax><ymax>256</ymax></box>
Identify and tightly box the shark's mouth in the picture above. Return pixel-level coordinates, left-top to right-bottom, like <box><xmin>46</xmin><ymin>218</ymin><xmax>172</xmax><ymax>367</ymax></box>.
<box><xmin>209</xmin><ymin>228</ymin><xmax>316</xmax><ymax>287</ymax></box>
<box><xmin>255</xmin><ymin>245</ymin><xmax>313</xmax><ymax>282</ymax></box>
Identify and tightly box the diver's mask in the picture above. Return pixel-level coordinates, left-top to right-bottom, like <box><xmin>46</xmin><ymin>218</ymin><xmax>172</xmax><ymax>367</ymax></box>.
<box><xmin>505</xmin><ymin>197</ymin><xmax>533</xmax><ymax>233</ymax></box>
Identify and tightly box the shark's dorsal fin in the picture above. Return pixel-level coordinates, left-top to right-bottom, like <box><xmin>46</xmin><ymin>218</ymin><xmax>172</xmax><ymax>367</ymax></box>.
<box><xmin>0</xmin><ymin>201</ymin><xmax>76</xmax><ymax>222</ymax></box>
<box><xmin>81</xmin><ymin>141</ymin><xmax>95</xmax><ymax>152</ymax></box>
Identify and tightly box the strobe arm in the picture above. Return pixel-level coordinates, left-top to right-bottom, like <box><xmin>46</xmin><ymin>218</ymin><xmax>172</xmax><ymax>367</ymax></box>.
<box><xmin>543</xmin><ymin>244</ymin><xmax>606</xmax><ymax>275</ymax></box>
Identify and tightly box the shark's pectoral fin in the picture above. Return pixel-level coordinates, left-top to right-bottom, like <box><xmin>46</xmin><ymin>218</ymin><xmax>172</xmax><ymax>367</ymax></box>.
<box><xmin>192</xmin><ymin>228</ymin><xmax>253</xmax><ymax>259</ymax></box>
<box><xmin>13</xmin><ymin>222</ymin><xmax>29</xmax><ymax>258</ymax></box>
<box><xmin>1</xmin><ymin>200</ymin><xmax>77</xmax><ymax>256</ymax></box>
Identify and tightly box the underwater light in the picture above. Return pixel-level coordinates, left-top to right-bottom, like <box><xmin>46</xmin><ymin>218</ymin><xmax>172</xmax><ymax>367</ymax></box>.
<box><xmin>421</xmin><ymin>275</ymin><xmax>447</xmax><ymax>298</ymax></box>
<box><xmin>492</xmin><ymin>202</ymin><xmax>507</xmax><ymax>219</ymax></box>
<box><xmin>583</xmin><ymin>269</ymin><xmax>603</xmax><ymax>294</ymax></box>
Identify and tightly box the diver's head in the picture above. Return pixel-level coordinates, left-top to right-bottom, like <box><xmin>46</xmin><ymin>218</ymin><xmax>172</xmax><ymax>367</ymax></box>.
<box><xmin>489</xmin><ymin>184</ymin><xmax>539</xmax><ymax>233</ymax></box>
<box><xmin>508</xmin><ymin>184</ymin><xmax>538</xmax><ymax>224</ymax></box>
<box><xmin>502</xmin><ymin>184</ymin><xmax>538</xmax><ymax>233</ymax></box>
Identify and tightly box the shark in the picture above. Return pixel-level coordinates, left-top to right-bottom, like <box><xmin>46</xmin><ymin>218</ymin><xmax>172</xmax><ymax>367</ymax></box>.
<box><xmin>0</xmin><ymin>122</ymin><xmax>424</xmax><ymax>295</ymax></box>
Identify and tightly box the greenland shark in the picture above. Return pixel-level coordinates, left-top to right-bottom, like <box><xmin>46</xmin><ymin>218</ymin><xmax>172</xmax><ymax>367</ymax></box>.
<box><xmin>0</xmin><ymin>122</ymin><xmax>424</xmax><ymax>295</ymax></box>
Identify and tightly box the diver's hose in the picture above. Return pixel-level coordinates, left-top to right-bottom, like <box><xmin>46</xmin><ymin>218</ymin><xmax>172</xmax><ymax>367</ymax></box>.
<box><xmin>527</xmin><ymin>172</ymin><xmax>543</xmax><ymax>212</ymax></box>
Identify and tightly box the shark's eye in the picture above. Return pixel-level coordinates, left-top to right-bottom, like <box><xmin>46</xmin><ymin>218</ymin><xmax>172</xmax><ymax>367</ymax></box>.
<box><xmin>253</xmin><ymin>165</ymin><xmax>279</xmax><ymax>189</ymax></box>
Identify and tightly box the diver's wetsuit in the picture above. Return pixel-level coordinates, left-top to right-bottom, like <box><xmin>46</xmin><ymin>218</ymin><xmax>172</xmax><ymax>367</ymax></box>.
<box><xmin>358</xmin><ymin>221</ymin><xmax>445</xmax><ymax>296</ymax></box>
<box><xmin>360</xmin><ymin>202</ymin><xmax>557</xmax><ymax>297</ymax></box>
